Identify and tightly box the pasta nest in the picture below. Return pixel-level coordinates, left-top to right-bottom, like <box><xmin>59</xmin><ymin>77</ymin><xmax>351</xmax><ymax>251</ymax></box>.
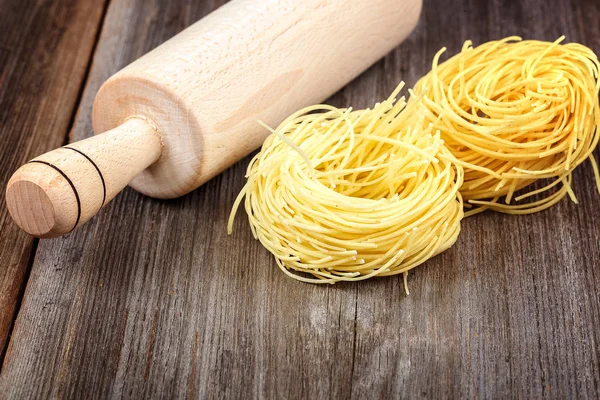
<box><xmin>229</xmin><ymin>84</ymin><xmax>464</xmax><ymax>283</ymax></box>
<box><xmin>412</xmin><ymin>36</ymin><xmax>600</xmax><ymax>215</ymax></box>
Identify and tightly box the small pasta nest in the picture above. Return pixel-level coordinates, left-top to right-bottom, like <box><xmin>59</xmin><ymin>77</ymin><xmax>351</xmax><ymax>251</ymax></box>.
<box><xmin>412</xmin><ymin>36</ymin><xmax>600</xmax><ymax>215</ymax></box>
<box><xmin>229</xmin><ymin>84</ymin><xmax>464</xmax><ymax>283</ymax></box>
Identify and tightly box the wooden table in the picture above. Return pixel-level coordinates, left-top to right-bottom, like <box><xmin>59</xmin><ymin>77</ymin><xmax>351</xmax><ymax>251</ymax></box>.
<box><xmin>1</xmin><ymin>0</ymin><xmax>599</xmax><ymax>398</ymax></box>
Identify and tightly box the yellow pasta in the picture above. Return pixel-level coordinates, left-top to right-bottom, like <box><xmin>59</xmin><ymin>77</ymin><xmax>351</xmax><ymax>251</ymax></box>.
<box><xmin>411</xmin><ymin>36</ymin><xmax>600</xmax><ymax>215</ymax></box>
<box><xmin>228</xmin><ymin>84</ymin><xmax>464</xmax><ymax>283</ymax></box>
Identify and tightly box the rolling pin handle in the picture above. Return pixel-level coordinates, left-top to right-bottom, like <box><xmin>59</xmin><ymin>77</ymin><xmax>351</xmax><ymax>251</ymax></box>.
<box><xmin>6</xmin><ymin>118</ymin><xmax>162</xmax><ymax>238</ymax></box>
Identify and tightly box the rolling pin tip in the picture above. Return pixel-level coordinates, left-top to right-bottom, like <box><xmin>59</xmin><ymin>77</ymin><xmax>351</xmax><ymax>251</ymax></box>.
<box><xmin>7</xmin><ymin>180</ymin><xmax>57</xmax><ymax>238</ymax></box>
<box><xmin>6</xmin><ymin>162</ymin><xmax>79</xmax><ymax>238</ymax></box>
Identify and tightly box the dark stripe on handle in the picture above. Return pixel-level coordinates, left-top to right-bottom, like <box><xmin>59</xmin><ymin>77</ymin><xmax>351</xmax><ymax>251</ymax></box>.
<box><xmin>27</xmin><ymin>160</ymin><xmax>81</xmax><ymax>232</ymax></box>
<box><xmin>63</xmin><ymin>146</ymin><xmax>106</xmax><ymax>208</ymax></box>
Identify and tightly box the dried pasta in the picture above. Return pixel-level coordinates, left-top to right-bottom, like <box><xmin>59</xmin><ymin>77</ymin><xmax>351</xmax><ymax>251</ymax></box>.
<box><xmin>228</xmin><ymin>84</ymin><xmax>464</xmax><ymax>283</ymax></box>
<box><xmin>412</xmin><ymin>36</ymin><xmax>600</xmax><ymax>215</ymax></box>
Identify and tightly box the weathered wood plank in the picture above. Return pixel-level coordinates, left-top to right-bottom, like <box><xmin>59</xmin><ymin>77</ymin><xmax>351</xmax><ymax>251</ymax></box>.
<box><xmin>349</xmin><ymin>0</ymin><xmax>600</xmax><ymax>398</ymax></box>
<box><xmin>1</xmin><ymin>0</ymin><xmax>600</xmax><ymax>398</ymax></box>
<box><xmin>0</xmin><ymin>0</ymin><xmax>108</xmax><ymax>362</ymax></box>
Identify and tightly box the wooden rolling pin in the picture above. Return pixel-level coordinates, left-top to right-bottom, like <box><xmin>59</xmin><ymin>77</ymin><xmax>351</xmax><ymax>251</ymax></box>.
<box><xmin>6</xmin><ymin>0</ymin><xmax>422</xmax><ymax>238</ymax></box>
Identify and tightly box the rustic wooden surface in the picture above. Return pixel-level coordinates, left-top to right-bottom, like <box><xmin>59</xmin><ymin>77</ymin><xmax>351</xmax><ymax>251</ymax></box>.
<box><xmin>1</xmin><ymin>0</ymin><xmax>600</xmax><ymax>398</ymax></box>
<box><xmin>0</xmin><ymin>0</ymin><xmax>108</xmax><ymax>363</ymax></box>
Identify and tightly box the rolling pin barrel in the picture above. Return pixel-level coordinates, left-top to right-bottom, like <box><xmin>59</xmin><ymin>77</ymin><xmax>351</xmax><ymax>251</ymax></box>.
<box><xmin>6</xmin><ymin>0</ymin><xmax>422</xmax><ymax>238</ymax></box>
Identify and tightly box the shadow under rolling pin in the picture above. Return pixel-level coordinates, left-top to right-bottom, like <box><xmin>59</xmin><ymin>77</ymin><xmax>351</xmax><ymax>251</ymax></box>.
<box><xmin>6</xmin><ymin>0</ymin><xmax>422</xmax><ymax>238</ymax></box>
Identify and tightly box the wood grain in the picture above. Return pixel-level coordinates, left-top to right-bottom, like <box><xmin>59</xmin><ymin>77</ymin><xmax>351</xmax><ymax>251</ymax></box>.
<box><xmin>92</xmin><ymin>0</ymin><xmax>421</xmax><ymax>200</ymax></box>
<box><xmin>1</xmin><ymin>0</ymin><xmax>600</xmax><ymax>398</ymax></box>
<box><xmin>0</xmin><ymin>0</ymin><xmax>108</xmax><ymax>361</ymax></box>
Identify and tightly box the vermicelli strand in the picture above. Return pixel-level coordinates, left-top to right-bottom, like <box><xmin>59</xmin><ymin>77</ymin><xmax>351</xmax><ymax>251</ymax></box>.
<box><xmin>228</xmin><ymin>84</ymin><xmax>464</xmax><ymax>283</ymax></box>
<box><xmin>411</xmin><ymin>36</ymin><xmax>600</xmax><ymax>215</ymax></box>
